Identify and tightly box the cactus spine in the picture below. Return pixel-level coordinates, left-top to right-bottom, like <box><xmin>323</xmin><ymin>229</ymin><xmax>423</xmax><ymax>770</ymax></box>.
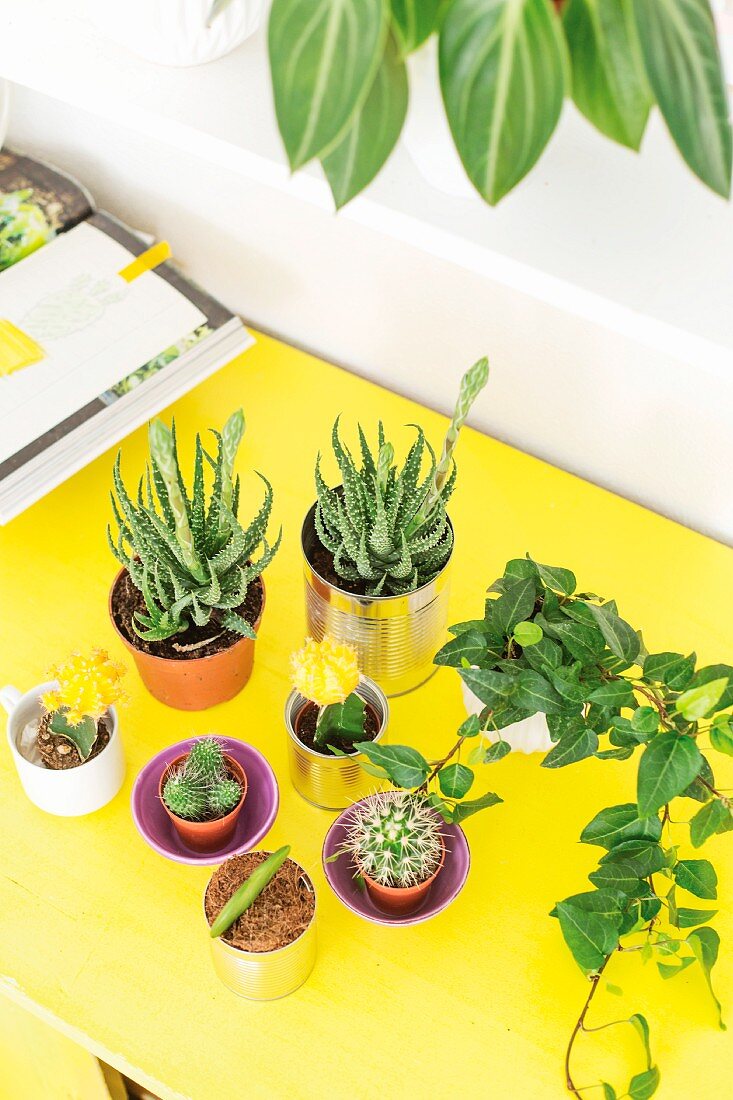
<box><xmin>345</xmin><ymin>791</ymin><xmax>444</xmax><ymax>888</ymax></box>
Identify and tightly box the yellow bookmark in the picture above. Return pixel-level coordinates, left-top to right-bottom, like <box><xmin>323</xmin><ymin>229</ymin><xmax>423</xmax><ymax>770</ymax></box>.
<box><xmin>117</xmin><ymin>240</ymin><xmax>172</xmax><ymax>284</ymax></box>
<box><xmin>0</xmin><ymin>320</ymin><xmax>45</xmax><ymax>376</ymax></box>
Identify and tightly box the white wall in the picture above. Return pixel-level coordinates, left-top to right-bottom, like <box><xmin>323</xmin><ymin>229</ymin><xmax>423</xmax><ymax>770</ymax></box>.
<box><xmin>5</xmin><ymin>85</ymin><xmax>733</xmax><ymax>545</ymax></box>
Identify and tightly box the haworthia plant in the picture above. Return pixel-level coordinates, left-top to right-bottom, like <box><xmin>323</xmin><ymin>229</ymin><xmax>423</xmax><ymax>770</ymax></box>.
<box><xmin>259</xmin><ymin>0</ymin><xmax>732</xmax><ymax>207</ymax></box>
<box><xmin>313</xmin><ymin>357</ymin><xmax>488</xmax><ymax>596</ymax></box>
<box><xmin>108</xmin><ymin>410</ymin><xmax>281</xmax><ymax>643</ymax></box>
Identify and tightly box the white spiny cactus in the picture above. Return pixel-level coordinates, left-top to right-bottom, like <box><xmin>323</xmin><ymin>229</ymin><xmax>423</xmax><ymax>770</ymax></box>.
<box><xmin>345</xmin><ymin>791</ymin><xmax>444</xmax><ymax>888</ymax></box>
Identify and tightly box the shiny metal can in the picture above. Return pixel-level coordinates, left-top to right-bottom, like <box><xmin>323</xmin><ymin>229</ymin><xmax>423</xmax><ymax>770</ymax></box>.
<box><xmin>206</xmin><ymin>860</ymin><xmax>316</xmax><ymax>1001</ymax></box>
<box><xmin>285</xmin><ymin>675</ymin><xmax>389</xmax><ymax>810</ymax></box>
<box><xmin>301</xmin><ymin>504</ymin><xmax>452</xmax><ymax>696</ymax></box>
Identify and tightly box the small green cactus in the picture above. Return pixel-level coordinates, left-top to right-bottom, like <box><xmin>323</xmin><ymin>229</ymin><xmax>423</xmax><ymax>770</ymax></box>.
<box><xmin>162</xmin><ymin>768</ymin><xmax>208</xmax><ymax>820</ymax></box>
<box><xmin>344</xmin><ymin>791</ymin><xmax>444</xmax><ymax>888</ymax></box>
<box><xmin>162</xmin><ymin>736</ymin><xmax>242</xmax><ymax>821</ymax></box>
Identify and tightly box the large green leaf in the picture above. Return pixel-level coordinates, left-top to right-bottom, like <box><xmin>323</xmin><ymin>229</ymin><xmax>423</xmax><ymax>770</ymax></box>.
<box><xmin>438</xmin><ymin>762</ymin><xmax>475</xmax><ymax>798</ymax></box>
<box><xmin>390</xmin><ymin>0</ymin><xmax>441</xmax><ymax>53</ymax></box>
<box><xmin>514</xmin><ymin>670</ymin><xmax>564</xmax><ymax>714</ymax></box>
<box><xmin>556</xmin><ymin>900</ymin><xmax>620</xmax><ymax>972</ymax></box>
<box><xmin>439</xmin><ymin>0</ymin><xmax>567</xmax><ymax>205</ymax></box>
<box><xmin>637</xmin><ymin>732</ymin><xmax>702</xmax><ymax>817</ymax></box>
<box><xmin>587</xmin><ymin>602</ymin><xmax>640</xmax><ymax>663</ymax></box>
<box><xmin>434</xmin><ymin>628</ymin><xmax>496</xmax><ymax>668</ymax></box>
<box><xmin>322</xmin><ymin>34</ymin><xmax>408</xmax><ymax>207</ymax></box>
<box><xmin>673</xmin><ymin>858</ymin><xmax>718</xmax><ymax>899</ymax></box>
<box><xmin>451</xmin><ymin>790</ymin><xmax>503</xmax><ymax>821</ymax></box>
<box><xmin>689</xmin><ymin>798</ymin><xmax>732</xmax><ymax>848</ymax></box>
<box><xmin>687</xmin><ymin>926</ymin><xmax>725</xmax><ymax>1028</ymax></box>
<box><xmin>563</xmin><ymin>0</ymin><xmax>652</xmax><ymax>149</ymax></box>
<box><xmin>580</xmin><ymin>803</ymin><xmax>662</xmax><ymax>848</ymax></box>
<box><xmin>643</xmin><ymin>650</ymin><xmax>696</xmax><ymax>690</ymax></box>
<box><xmin>631</xmin><ymin>0</ymin><xmax>732</xmax><ymax>198</ymax></box>
<box><xmin>354</xmin><ymin>741</ymin><xmax>429</xmax><ymax>787</ymax></box>
<box><xmin>628</xmin><ymin>1066</ymin><xmax>660</xmax><ymax>1100</ymax></box>
<box><xmin>491</xmin><ymin>576</ymin><xmax>537</xmax><ymax>635</ymax></box>
<box><xmin>676</xmin><ymin>676</ymin><xmax>729</xmax><ymax>720</ymax></box>
<box><xmin>542</xmin><ymin>722</ymin><xmax>598</xmax><ymax>768</ymax></box>
<box><xmin>599</xmin><ymin>839</ymin><xmax>665</xmax><ymax>877</ymax></box>
<box><xmin>269</xmin><ymin>0</ymin><xmax>388</xmax><ymax>170</ymax></box>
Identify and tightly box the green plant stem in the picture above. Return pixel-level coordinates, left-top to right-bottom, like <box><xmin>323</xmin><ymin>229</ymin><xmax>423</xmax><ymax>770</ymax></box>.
<box><xmin>419</xmin><ymin>734</ymin><xmax>467</xmax><ymax>792</ymax></box>
<box><xmin>565</xmin><ymin>954</ymin><xmax>614</xmax><ymax>1098</ymax></box>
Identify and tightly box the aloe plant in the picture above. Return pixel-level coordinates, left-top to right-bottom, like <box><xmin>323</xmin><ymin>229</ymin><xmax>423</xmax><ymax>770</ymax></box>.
<box><xmin>163</xmin><ymin>736</ymin><xmax>242</xmax><ymax>821</ymax></box>
<box><xmin>314</xmin><ymin>357</ymin><xmax>488</xmax><ymax>596</ymax></box>
<box><xmin>108</xmin><ymin>409</ymin><xmax>280</xmax><ymax>643</ymax></box>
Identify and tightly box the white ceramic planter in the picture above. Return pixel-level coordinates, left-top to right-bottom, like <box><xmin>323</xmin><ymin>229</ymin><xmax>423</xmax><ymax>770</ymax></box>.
<box><xmin>0</xmin><ymin>681</ymin><xmax>124</xmax><ymax>815</ymax></box>
<box><xmin>91</xmin><ymin>0</ymin><xmax>265</xmax><ymax>67</ymax></box>
<box><xmin>461</xmin><ymin>679</ymin><xmax>553</xmax><ymax>755</ymax></box>
<box><xmin>0</xmin><ymin>79</ymin><xmax>9</xmax><ymax>150</ymax></box>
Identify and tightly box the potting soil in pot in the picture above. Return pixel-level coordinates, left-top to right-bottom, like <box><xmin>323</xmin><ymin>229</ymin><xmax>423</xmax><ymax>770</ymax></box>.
<box><xmin>294</xmin><ymin>701</ymin><xmax>380</xmax><ymax>756</ymax></box>
<box><xmin>31</xmin><ymin>712</ymin><xmax>110</xmax><ymax>770</ymax></box>
<box><xmin>111</xmin><ymin>571</ymin><xmax>263</xmax><ymax>660</ymax></box>
<box><xmin>205</xmin><ymin>852</ymin><xmax>315</xmax><ymax>953</ymax></box>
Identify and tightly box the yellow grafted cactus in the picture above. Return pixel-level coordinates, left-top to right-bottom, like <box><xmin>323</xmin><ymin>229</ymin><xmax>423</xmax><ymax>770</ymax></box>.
<box><xmin>42</xmin><ymin>649</ymin><xmax>126</xmax><ymax>726</ymax></box>
<box><xmin>290</xmin><ymin>636</ymin><xmax>360</xmax><ymax>707</ymax></box>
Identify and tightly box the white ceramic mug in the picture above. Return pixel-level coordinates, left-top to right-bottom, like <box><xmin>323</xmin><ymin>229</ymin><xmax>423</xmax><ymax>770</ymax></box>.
<box><xmin>0</xmin><ymin>681</ymin><xmax>124</xmax><ymax>815</ymax></box>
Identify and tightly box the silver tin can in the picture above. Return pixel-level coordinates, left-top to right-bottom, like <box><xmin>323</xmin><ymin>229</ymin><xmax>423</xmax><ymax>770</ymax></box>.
<box><xmin>301</xmin><ymin>504</ymin><xmax>452</xmax><ymax>696</ymax></box>
<box><xmin>206</xmin><ymin>859</ymin><xmax>316</xmax><ymax>1000</ymax></box>
<box><xmin>285</xmin><ymin>675</ymin><xmax>389</xmax><ymax>810</ymax></box>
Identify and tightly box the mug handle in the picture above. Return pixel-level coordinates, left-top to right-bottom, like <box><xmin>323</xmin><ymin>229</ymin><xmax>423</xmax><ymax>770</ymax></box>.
<box><xmin>0</xmin><ymin>686</ymin><xmax>21</xmax><ymax>715</ymax></box>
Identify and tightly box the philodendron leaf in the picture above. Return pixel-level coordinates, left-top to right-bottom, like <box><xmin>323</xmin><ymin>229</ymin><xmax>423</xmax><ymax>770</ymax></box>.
<box><xmin>390</xmin><ymin>0</ymin><xmax>441</xmax><ymax>53</ymax></box>
<box><xmin>513</xmin><ymin>620</ymin><xmax>543</xmax><ymax>647</ymax></box>
<box><xmin>354</xmin><ymin>741</ymin><xmax>429</xmax><ymax>787</ymax></box>
<box><xmin>451</xmin><ymin>790</ymin><xmax>503</xmax><ymax>822</ymax></box>
<box><xmin>269</xmin><ymin>0</ymin><xmax>388</xmax><ymax>170</ymax></box>
<box><xmin>542</xmin><ymin>722</ymin><xmax>598</xmax><ymax>768</ymax></box>
<box><xmin>49</xmin><ymin>711</ymin><xmax>98</xmax><ymax>761</ymax></box>
<box><xmin>556</xmin><ymin>900</ymin><xmax>620</xmax><ymax>972</ymax></box>
<box><xmin>562</xmin><ymin>0</ymin><xmax>652</xmax><ymax>149</ymax></box>
<box><xmin>439</xmin><ymin>0</ymin><xmax>567</xmax><ymax>205</ymax></box>
<box><xmin>676</xmin><ymin>676</ymin><xmax>729</xmax><ymax>721</ymax></box>
<box><xmin>687</xmin><ymin>926</ymin><xmax>725</xmax><ymax>1029</ymax></box>
<box><xmin>581</xmin><ymin>803</ymin><xmax>662</xmax><ymax>848</ymax></box>
<box><xmin>438</xmin><ymin>762</ymin><xmax>474</xmax><ymax>799</ymax></box>
<box><xmin>631</xmin><ymin>0</ymin><xmax>732</xmax><ymax>198</ymax></box>
<box><xmin>637</xmin><ymin>733</ymin><xmax>702</xmax><ymax>817</ymax></box>
<box><xmin>689</xmin><ymin>798</ymin><xmax>732</xmax><ymax>848</ymax></box>
<box><xmin>322</xmin><ymin>34</ymin><xmax>408</xmax><ymax>208</ymax></box>
<box><xmin>587</xmin><ymin>602</ymin><xmax>640</xmax><ymax>663</ymax></box>
<box><xmin>673</xmin><ymin>858</ymin><xmax>718</xmax><ymax>900</ymax></box>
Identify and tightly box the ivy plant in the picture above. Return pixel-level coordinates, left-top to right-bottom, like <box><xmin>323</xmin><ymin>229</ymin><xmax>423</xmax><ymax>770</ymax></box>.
<box><xmin>253</xmin><ymin>0</ymin><xmax>733</xmax><ymax>208</ymax></box>
<box><xmin>437</xmin><ymin>556</ymin><xmax>733</xmax><ymax>1098</ymax></box>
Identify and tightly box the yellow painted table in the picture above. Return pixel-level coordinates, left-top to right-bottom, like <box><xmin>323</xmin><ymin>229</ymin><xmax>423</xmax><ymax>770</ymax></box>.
<box><xmin>0</xmin><ymin>334</ymin><xmax>731</xmax><ymax>1100</ymax></box>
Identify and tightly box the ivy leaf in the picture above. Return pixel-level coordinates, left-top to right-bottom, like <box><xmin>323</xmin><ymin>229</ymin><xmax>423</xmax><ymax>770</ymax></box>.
<box><xmin>458</xmin><ymin>713</ymin><xmax>482</xmax><ymax>738</ymax></box>
<box><xmin>686</xmin><ymin>664</ymin><xmax>733</xmax><ymax>710</ymax></box>
<box><xmin>643</xmin><ymin>651</ymin><xmax>696</xmax><ymax>690</ymax></box>
<box><xmin>581</xmin><ymin>803</ymin><xmax>662</xmax><ymax>849</ymax></box>
<box><xmin>562</xmin><ymin>0</ymin><xmax>651</xmax><ymax>150</ymax></box>
<box><xmin>676</xmin><ymin>677</ymin><xmax>729</xmax><ymax>721</ymax></box>
<box><xmin>676</xmin><ymin>907</ymin><xmax>718</xmax><ymax>929</ymax></box>
<box><xmin>631</xmin><ymin>707</ymin><xmax>660</xmax><ymax>735</ymax></box>
<box><xmin>439</xmin><ymin>0</ymin><xmax>567</xmax><ymax>205</ymax></box>
<box><xmin>657</xmin><ymin>956</ymin><xmax>696</xmax><ymax>980</ymax></box>
<box><xmin>390</xmin><ymin>0</ymin><xmax>441</xmax><ymax>54</ymax></box>
<box><xmin>541</xmin><ymin>617</ymin><xmax>606</xmax><ymax>664</ymax></box>
<box><xmin>632</xmin><ymin>0</ymin><xmax>732</xmax><ymax>199</ymax></box>
<box><xmin>587</xmin><ymin>679</ymin><xmax>637</xmax><ymax>708</ymax></box>
<box><xmin>550</xmin><ymin>888</ymin><xmax>627</xmax><ymax>920</ymax></box>
<box><xmin>710</xmin><ymin>716</ymin><xmax>733</xmax><ymax>757</ymax></box>
<box><xmin>556</xmin><ymin>901</ymin><xmax>620</xmax><ymax>972</ymax></box>
<box><xmin>513</xmin><ymin>620</ymin><xmax>543</xmax><ymax>647</ymax></box>
<box><xmin>492</xmin><ymin>576</ymin><xmax>537</xmax><ymax>635</ymax></box>
<box><xmin>542</xmin><ymin>723</ymin><xmax>598</xmax><ymax>768</ymax></box>
<box><xmin>687</xmin><ymin>927</ymin><xmax>725</xmax><ymax>1029</ymax></box>
<box><xmin>483</xmin><ymin>740</ymin><xmax>511</xmax><ymax>764</ymax></box>
<box><xmin>354</xmin><ymin>742</ymin><xmax>429</xmax><ymax>788</ymax></box>
<box><xmin>459</xmin><ymin>667</ymin><xmax>517</xmax><ymax>707</ymax></box>
<box><xmin>600</xmin><ymin>840</ymin><xmax>666</xmax><ymax>877</ymax></box>
<box><xmin>683</xmin><ymin>753</ymin><xmax>717</xmax><ymax>803</ymax></box>
<box><xmin>689</xmin><ymin>799</ymin><xmax>732</xmax><ymax>848</ymax></box>
<box><xmin>602</xmin><ymin>1084</ymin><xmax>617</xmax><ymax>1100</ymax></box>
<box><xmin>628</xmin><ymin>1065</ymin><xmax>660</xmax><ymax>1099</ymax></box>
<box><xmin>587</xmin><ymin>602</ymin><xmax>640</xmax><ymax>663</ymax></box>
<box><xmin>588</xmin><ymin>861</ymin><xmax>645</xmax><ymax>896</ymax></box>
<box><xmin>269</xmin><ymin>0</ymin><xmax>389</xmax><ymax>170</ymax></box>
<box><xmin>674</xmin><ymin>859</ymin><xmax>718</xmax><ymax>900</ymax></box>
<box><xmin>514</xmin><ymin>670</ymin><xmax>564</xmax><ymax>714</ymax></box>
<box><xmin>322</xmin><ymin>34</ymin><xmax>409</xmax><ymax>208</ymax></box>
<box><xmin>451</xmin><ymin>790</ymin><xmax>503</xmax><ymax>823</ymax></box>
<box><xmin>532</xmin><ymin>560</ymin><xmax>577</xmax><ymax>596</ymax></box>
<box><xmin>438</xmin><ymin>762</ymin><xmax>474</xmax><ymax>799</ymax></box>
<box><xmin>434</xmin><ymin>628</ymin><xmax>494</xmax><ymax>668</ymax></box>
<box><xmin>637</xmin><ymin>733</ymin><xmax>702</xmax><ymax>817</ymax></box>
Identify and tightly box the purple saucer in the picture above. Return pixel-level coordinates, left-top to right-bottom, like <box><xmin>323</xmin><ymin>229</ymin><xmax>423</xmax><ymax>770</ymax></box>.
<box><xmin>131</xmin><ymin>737</ymin><xmax>279</xmax><ymax>865</ymax></box>
<box><xmin>322</xmin><ymin>803</ymin><xmax>471</xmax><ymax>926</ymax></box>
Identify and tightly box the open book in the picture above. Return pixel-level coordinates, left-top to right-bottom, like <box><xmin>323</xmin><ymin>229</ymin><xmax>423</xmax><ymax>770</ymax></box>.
<box><xmin>0</xmin><ymin>151</ymin><xmax>252</xmax><ymax>523</ymax></box>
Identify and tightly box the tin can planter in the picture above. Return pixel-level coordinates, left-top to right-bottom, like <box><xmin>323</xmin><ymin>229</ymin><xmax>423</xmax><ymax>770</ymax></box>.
<box><xmin>284</xmin><ymin>676</ymin><xmax>389</xmax><ymax>810</ymax></box>
<box><xmin>301</xmin><ymin>504</ymin><xmax>452</xmax><ymax>697</ymax></box>
<box><xmin>0</xmin><ymin>681</ymin><xmax>124</xmax><ymax>816</ymax></box>
<box><xmin>159</xmin><ymin>754</ymin><xmax>247</xmax><ymax>854</ymax></box>
<box><xmin>109</xmin><ymin>568</ymin><xmax>265</xmax><ymax>711</ymax></box>
<box><xmin>204</xmin><ymin>851</ymin><xmax>317</xmax><ymax>1000</ymax></box>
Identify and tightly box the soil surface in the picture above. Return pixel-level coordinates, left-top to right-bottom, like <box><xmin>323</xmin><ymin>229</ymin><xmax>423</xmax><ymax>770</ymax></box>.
<box><xmin>111</xmin><ymin>570</ymin><xmax>263</xmax><ymax>660</ymax></box>
<box><xmin>205</xmin><ymin>852</ymin><xmax>315</xmax><ymax>953</ymax></box>
<box><xmin>37</xmin><ymin>712</ymin><xmax>110</xmax><ymax>770</ymax></box>
<box><xmin>310</xmin><ymin>544</ymin><xmax>371</xmax><ymax>595</ymax></box>
<box><xmin>294</xmin><ymin>701</ymin><xmax>380</xmax><ymax>756</ymax></box>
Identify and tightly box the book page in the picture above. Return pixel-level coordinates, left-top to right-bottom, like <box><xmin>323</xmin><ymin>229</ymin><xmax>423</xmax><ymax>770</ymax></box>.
<box><xmin>0</xmin><ymin>221</ymin><xmax>205</xmax><ymax>463</ymax></box>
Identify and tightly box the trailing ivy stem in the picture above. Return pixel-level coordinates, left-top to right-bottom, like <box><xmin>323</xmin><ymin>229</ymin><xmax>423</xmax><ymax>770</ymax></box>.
<box><xmin>419</xmin><ymin>735</ymin><xmax>467</xmax><ymax>792</ymax></box>
<box><xmin>565</xmin><ymin>954</ymin><xmax>614</xmax><ymax>1098</ymax></box>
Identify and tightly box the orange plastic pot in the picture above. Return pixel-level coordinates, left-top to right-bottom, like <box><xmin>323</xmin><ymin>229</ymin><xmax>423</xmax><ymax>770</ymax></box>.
<box><xmin>159</xmin><ymin>753</ymin><xmax>248</xmax><ymax>853</ymax></box>
<box><xmin>360</xmin><ymin>838</ymin><xmax>446</xmax><ymax>917</ymax></box>
<box><xmin>109</xmin><ymin>568</ymin><xmax>265</xmax><ymax>711</ymax></box>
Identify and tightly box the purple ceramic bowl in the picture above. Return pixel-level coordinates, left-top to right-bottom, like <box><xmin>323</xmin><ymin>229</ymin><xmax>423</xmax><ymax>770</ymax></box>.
<box><xmin>322</xmin><ymin>801</ymin><xmax>471</xmax><ymax>927</ymax></box>
<box><xmin>131</xmin><ymin>737</ymin><xmax>279</xmax><ymax>866</ymax></box>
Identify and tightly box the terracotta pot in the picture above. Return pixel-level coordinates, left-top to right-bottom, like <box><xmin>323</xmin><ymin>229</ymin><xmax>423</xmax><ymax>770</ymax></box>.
<box><xmin>360</xmin><ymin>837</ymin><xmax>446</xmax><ymax>918</ymax></box>
<box><xmin>108</xmin><ymin>568</ymin><xmax>265</xmax><ymax>710</ymax></box>
<box><xmin>159</xmin><ymin>753</ymin><xmax>248</xmax><ymax>853</ymax></box>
